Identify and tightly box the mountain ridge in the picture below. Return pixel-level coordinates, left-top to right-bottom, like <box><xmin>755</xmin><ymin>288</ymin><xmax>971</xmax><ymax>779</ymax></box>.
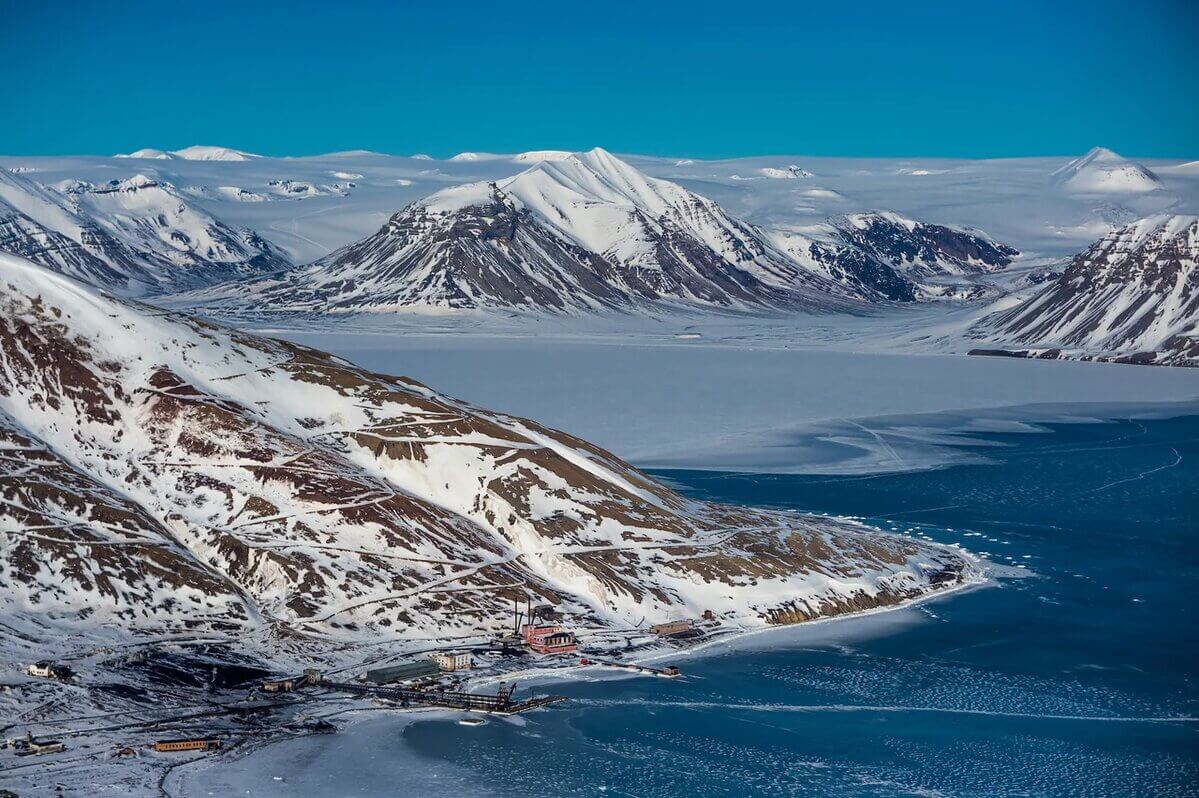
<box><xmin>175</xmin><ymin>149</ymin><xmax>1017</xmax><ymax>314</ymax></box>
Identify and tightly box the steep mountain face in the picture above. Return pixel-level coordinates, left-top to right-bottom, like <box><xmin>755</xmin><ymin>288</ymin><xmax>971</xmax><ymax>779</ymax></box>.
<box><xmin>831</xmin><ymin>213</ymin><xmax>1019</xmax><ymax>279</ymax></box>
<box><xmin>0</xmin><ymin>168</ymin><xmax>289</xmax><ymax>293</ymax></box>
<box><xmin>767</xmin><ymin>213</ymin><xmax>1018</xmax><ymax>302</ymax></box>
<box><xmin>977</xmin><ymin>215</ymin><xmax>1198</xmax><ymax>365</ymax></box>
<box><xmin>767</xmin><ymin>228</ymin><xmax>920</xmax><ymax>302</ymax></box>
<box><xmin>1051</xmin><ymin>147</ymin><xmax>1161</xmax><ymax>194</ymax></box>
<box><xmin>0</xmin><ymin>252</ymin><xmax>971</xmax><ymax>641</ymax></box>
<box><xmin>179</xmin><ymin>149</ymin><xmax>1018</xmax><ymax>314</ymax></box>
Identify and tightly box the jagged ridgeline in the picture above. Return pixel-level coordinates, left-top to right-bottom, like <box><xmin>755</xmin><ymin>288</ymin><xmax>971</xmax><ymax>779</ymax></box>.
<box><xmin>0</xmin><ymin>251</ymin><xmax>972</xmax><ymax>642</ymax></box>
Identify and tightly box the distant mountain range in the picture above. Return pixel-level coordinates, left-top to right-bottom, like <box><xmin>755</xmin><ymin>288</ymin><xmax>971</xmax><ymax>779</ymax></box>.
<box><xmin>0</xmin><ymin>167</ymin><xmax>288</xmax><ymax>293</ymax></box>
<box><xmin>1</xmin><ymin>145</ymin><xmax>1195</xmax><ymax>365</ymax></box>
<box><xmin>178</xmin><ymin>148</ymin><xmax>1018</xmax><ymax>313</ymax></box>
<box><xmin>115</xmin><ymin>145</ymin><xmax>261</xmax><ymax>161</ymax></box>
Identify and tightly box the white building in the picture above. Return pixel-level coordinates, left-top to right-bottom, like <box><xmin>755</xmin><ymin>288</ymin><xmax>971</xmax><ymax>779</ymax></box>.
<box><xmin>431</xmin><ymin>651</ymin><xmax>471</xmax><ymax>671</ymax></box>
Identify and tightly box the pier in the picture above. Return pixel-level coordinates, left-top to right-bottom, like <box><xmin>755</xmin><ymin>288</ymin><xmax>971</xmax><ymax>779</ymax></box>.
<box><xmin>589</xmin><ymin>659</ymin><xmax>681</xmax><ymax>678</ymax></box>
<box><xmin>319</xmin><ymin>680</ymin><xmax>566</xmax><ymax>714</ymax></box>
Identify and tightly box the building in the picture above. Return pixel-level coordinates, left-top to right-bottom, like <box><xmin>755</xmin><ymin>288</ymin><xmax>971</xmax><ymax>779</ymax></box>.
<box><xmin>521</xmin><ymin>624</ymin><xmax>577</xmax><ymax>654</ymax></box>
<box><xmin>153</xmin><ymin>738</ymin><xmax>222</xmax><ymax>753</ymax></box>
<box><xmin>13</xmin><ymin>738</ymin><xmax>65</xmax><ymax>757</ymax></box>
<box><xmin>431</xmin><ymin>651</ymin><xmax>471</xmax><ymax>671</ymax></box>
<box><xmin>261</xmin><ymin>677</ymin><xmax>300</xmax><ymax>692</ymax></box>
<box><xmin>364</xmin><ymin>660</ymin><xmax>441</xmax><ymax>684</ymax></box>
<box><xmin>702</xmin><ymin>609</ymin><xmax>715</xmax><ymax>621</ymax></box>
<box><xmin>650</xmin><ymin>620</ymin><xmax>692</xmax><ymax>638</ymax></box>
<box><xmin>26</xmin><ymin>661</ymin><xmax>72</xmax><ymax>680</ymax></box>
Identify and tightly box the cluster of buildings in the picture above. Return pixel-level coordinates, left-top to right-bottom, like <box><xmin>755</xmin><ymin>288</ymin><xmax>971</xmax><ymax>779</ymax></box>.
<box><xmin>3</xmin><ymin>733</ymin><xmax>65</xmax><ymax>757</ymax></box>
<box><xmin>364</xmin><ymin>650</ymin><xmax>473</xmax><ymax>685</ymax></box>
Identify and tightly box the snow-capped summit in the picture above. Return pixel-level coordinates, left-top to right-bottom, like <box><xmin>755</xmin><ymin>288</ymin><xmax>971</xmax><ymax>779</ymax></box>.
<box><xmin>1051</xmin><ymin>147</ymin><xmax>1161</xmax><ymax>194</ymax></box>
<box><xmin>175</xmin><ymin>148</ymin><xmax>1020</xmax><ymax>314</ymax></box>
<box><xmin>115</xmin><ymin>145</ymin><xmax>261</xmax><ymax>161</ymax></box>
<box><xmin>169</xmin><ymin>145</ymin><xmax>261</xmax><ymax>161</ymax></box>
<box><xmin>185</xmin><ymin>147</ymin><xmax>863</xmax><ymax>313</ymax></box>
<box><xmin>760</xmin><ymin>165</ymin><xmax>813</xmax><ymax>179</ymax></box>
<box><xmin>448</xmin><ymin>151</ymin><xmax>501</xmax><ymax>162</ymax></box>
<box><xmin>114</xmin><ymin>148</ymin><xmax>174</xmax><ymax>160</ymax></box>
<box><xmin>979</xmin><ymin>214</ymin><xmax>1198</xmax><ymax>363</ymax></box>
<box><xmin>513</xmin><ymin>150</ymin><xmax>575</xmax><ymax>163</ymax></box>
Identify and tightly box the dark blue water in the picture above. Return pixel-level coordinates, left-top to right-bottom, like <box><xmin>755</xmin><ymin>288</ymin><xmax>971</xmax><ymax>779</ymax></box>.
<box><xmin>400</xmin><ymin>415</ymin><xmax>1198</xmax><ymax>797</ymax></box>
<box><xmin>185</xmin><ymin>415</ymin><xmax>1197</xmax><ymax>797</ymax></box>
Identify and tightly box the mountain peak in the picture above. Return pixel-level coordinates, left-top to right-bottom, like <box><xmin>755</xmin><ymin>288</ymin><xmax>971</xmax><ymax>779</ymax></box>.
<box><xmin>116</xmin><ymin>145</ymin><xmax>260</xmax><ymax>162</ymax></box>
<box><xmin>1051</xmin><ymin>147</ymin><xmax>1160</xmax><ymax>193</ymax></box>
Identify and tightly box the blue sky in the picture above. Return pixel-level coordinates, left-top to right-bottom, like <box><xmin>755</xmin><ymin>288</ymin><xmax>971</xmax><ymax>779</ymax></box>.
<box><xmin>3</xmin><ymin>0</ymin><xmax>1195</xmax><ymax>159</ymax></box>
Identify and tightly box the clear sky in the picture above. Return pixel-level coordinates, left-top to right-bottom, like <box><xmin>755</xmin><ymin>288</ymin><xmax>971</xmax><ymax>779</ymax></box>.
<box><xmin>3</xmin><ymin>0</ymin><xmax>1195</xmax><ymax>159</ymax></box>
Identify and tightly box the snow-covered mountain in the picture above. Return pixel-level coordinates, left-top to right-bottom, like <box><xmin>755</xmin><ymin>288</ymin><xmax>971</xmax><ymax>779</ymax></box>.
<box><xmin>832</xmin><ymin>212</ymin><xmax>1019</xmax><ymax>279</ymax></box>
<box><xmin>178</xmin><ymin>149</ymin><xmax>1017</xmax><ymax>313</ymax></box>
<box><xmin>0</xmin><ymin>250</ymin><xmax>971</xmax><ymax>642</ymax></box>
<box><xmin>0</xmin><ymin>168</ymin><xmax>289</xmax><ymax>293</ymax></box>
<box><xmin>766</xmin><ymin>211</ymin><xmax>1018</xmax><ymax>302</ymax></box>
<box><xmin>760</xmin><ymin>165</ymin><xmax>813</xmax><ymax>179</ymax></box>
<box><xmin>1051</xmin><ymin>147</ymin><xmax>1161</xmax><ymax>194</ymax></box>
<box><xmin>975</xmin><ymin>215</ymin><xmax>1198</xmax><ymax>365</ymax></box>
<box><xmin>115</xmin><ymin>145</ymin><xmax>261</xmax><ymax>162</ymax></box>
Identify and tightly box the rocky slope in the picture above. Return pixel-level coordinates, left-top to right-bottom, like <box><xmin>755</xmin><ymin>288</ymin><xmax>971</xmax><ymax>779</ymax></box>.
<box><xmin>177</xmin><ymin>149</ymin><xmax>1017</xmax><ymax>314</ymax></box>
<box><xmin>768</xmin><ymin>213</ymin><xmax>1018</xmax><ymax>302</ymax></box>
<box><xmin>0</xmin><ymin>167</ymin><xmax>289</xmax><ymax>294</ymax></box>
<box><xmin>0</xmin><ymin>251</ymin><xmax>973</xmax><ymax>647</ymax></box>
<box><xmin>973</xmin><ymin>215</ymin><xmax>1198</xmax><ymax>365</ymax></box>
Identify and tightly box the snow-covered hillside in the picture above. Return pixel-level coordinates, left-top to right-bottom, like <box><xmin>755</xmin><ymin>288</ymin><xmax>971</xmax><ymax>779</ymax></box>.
<box><xmin>974</xmin><ymin>215</ymin><xmax>1198</xmax><ymax>365</ymax></box>
<box><xmin>0</xmin><ymin>250</ymin><xmax>971</xmax><ymax>643</ymax></box>
<box><xmin>0</xmin><ymin>167</ymin><xmax>289</xmax><ymax>293</ymax></box>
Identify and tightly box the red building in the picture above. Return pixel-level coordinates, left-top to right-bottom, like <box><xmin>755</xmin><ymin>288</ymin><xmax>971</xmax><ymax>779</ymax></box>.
<box><xmin>521</xmin><ymin>624</ymin><xmax>577</xmax><ymax>654</ymax></box>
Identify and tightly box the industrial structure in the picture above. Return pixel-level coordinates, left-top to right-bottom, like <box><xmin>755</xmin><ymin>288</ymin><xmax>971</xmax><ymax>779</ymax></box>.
<box><xmin>6</xmin><ymin>733</ymin><xmax>66</xmax><ymax>757</ymax></box>
<box><xmin>364</xmin><ymin>660</ymin><xmax>440</xmax><ymax>684</ymax></box>
<box><xmin>261</xmin><ymin>669</ymin><xmax>323</xmax><ymax>692</ymax></box>
<box><xmin>650</xmin><ymin>620</ymin><xmax>692</xmax><ymax>638</ymax></box>
<box><xmin>322</xmin><ymin>679</ymin><xmax>566</xmax><ymax>714</ymax></box>
<box><xmin>152</xmin><ymin>738</ymin><xmax>222</xmax><ymax>753</ymax></box>
<box><xmin>521</xmin><ymin>624</ymin><xmax>577</xmax><ymax>654</ymax></box>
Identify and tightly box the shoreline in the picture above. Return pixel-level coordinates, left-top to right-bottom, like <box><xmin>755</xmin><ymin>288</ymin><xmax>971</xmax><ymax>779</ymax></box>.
<box><xmin>462</xmin><ymin>564</ymin><xmax>992</xmax><ymax>695</ymax></box>
<box><xmin>165</xmin><ymin>570</ymin><xmax>993</xmax><ymax>798</ymax></box>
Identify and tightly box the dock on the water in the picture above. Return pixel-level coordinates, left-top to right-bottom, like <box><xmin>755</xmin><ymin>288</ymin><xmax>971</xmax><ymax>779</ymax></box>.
<box><xmin>589</xmin><ymin>660</ymin><xmax>681</xmax><ymax>678</ymax></box>
<box><xmin>319</xmin><ymin>680</ymin><xmax>566</xmax><ymax>714</ymax></box>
